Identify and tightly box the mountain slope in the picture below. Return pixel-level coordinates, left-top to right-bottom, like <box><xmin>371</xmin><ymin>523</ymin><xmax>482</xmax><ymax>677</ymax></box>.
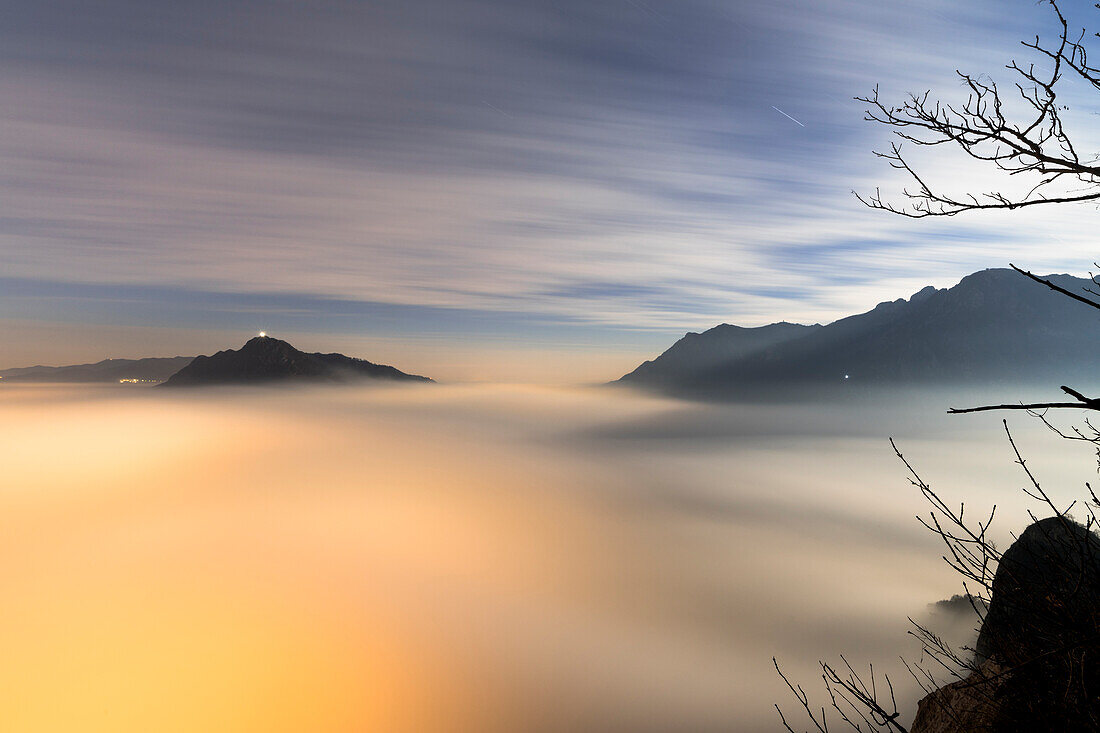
<box><xmin>619</xmin><ymin>269</ymin><xmax>1100</xmax><ymax>396</ymax></box>
<box><xmin>616</xmin><ymin>322</ymin><xmax>821</xmax><ymax>386</ymax></box>
<box><xmin>0</xmin><ymin>356</ymin><xmax>194</xmax><ymax>383</ymax></box>
<box><xmin>161</xmin><ymin>336</ymin><xmax>432</xmax><ymax>387</ymax></box>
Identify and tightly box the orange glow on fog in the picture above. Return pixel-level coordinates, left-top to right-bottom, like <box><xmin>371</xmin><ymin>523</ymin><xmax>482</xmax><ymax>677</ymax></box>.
<box><xmin>0</xmin><ymin>384</ymin><xmax>612</xmax><ymax>732</ymax></box>
<box><xmin>0</xmin><ymin>580</ymin><xmax>455</xmax><ymax>733</ymax></box>
<box><xmin>0</xmin><ymin>382</ymin><xmax>1037</xmax><ymax>731</ymax></box>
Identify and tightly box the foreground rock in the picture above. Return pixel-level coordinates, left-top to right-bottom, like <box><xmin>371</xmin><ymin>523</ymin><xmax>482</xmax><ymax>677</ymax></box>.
<box><xmin>160</xmin><ymin>336</ymin><xmax>432</xmax><ymax>387</ymax></box>
<box><xmin>911</xmin><ymin>659</ymin><xmax>1005</xmax><ymax>733</ymax></box>
<box><xmin>911</xmin><ymin>517</ymin><xmax>1100</xmax><ymax>732</ymax></box>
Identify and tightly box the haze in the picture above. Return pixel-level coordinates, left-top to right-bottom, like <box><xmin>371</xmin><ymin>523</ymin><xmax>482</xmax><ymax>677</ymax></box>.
<box><xmin>1</xmin><ymin>381</ymin><xmax>1090</xmax><ymax>731</ymax></box>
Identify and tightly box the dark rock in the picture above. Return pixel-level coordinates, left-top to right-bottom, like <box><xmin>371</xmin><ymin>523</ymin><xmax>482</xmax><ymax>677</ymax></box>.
<box><xmin>911</xmin><ymin>659</ymin><xmax>1005</xmax><ymax>733</ymax></box>
<box><xmin>976</xmin><ymin>517</ymin><xmax>1100</xmax><ymax>665</ymax></box>
<box><xmin>913</xmin><ymin>517</ymin><xmax>1100</xmax><ymax>732</ymax></box>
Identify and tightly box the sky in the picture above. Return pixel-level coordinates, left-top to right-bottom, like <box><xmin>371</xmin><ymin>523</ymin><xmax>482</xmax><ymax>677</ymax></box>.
<box><xmin>3</xmin><ymin>0</ymin><xmax>1100</xmax><ymax>381</ymax></box>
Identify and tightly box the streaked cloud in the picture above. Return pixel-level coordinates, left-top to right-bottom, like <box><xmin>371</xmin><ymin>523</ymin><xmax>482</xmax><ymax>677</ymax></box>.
<box><xmin>2</xmin><ymin>0</ymin><xmax>1098</xmax><ymax>372</ymax></box>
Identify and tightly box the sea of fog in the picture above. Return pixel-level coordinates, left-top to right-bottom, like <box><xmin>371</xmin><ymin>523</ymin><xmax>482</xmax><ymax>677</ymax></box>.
<box><xmin>1</xmin><ymin>381</ymin><xmax>1096</xmax><ymax>732</ymax></box>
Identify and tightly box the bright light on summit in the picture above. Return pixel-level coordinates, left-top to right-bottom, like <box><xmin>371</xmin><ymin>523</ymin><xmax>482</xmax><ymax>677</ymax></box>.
<box><xmin>259</xmin><ymin>331</ymin><xmax>267</xmax><ymax>337</ymax></box>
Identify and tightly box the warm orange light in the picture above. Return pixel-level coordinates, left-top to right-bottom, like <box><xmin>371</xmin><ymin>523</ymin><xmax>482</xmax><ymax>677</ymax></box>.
<box><xmin>0</xmin><ymin>385</ymin><xmax>609</xmax><ymax>732</ymax></box>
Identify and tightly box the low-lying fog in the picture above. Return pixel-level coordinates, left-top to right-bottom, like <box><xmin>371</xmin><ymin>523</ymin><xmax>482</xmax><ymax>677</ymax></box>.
<box><xmin>1</xmin><ymin>381</ymin><xmax>1094</xmax><ymax>732</ymax></box>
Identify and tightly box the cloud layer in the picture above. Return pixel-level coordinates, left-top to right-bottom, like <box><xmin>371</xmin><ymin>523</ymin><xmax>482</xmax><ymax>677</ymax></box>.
<box><xmin>3</xmin><ymin>0</ymin><xmax>1100</xmax><ymax>370</ymax></box>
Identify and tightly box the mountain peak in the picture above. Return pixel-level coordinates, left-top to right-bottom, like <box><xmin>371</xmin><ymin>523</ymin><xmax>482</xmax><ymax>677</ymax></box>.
<box><xmin>243</xmin><ymin>333</ymin><xmax>289</xmax><ymax>346</ymax></box>
<box><xmin>616</xmin><ymin>268</ymin><xmax>1100</xmax><ymax>395</ymax></box>
<box><xmin>239</xmin><ymin>335</ymin><xmax>297</xmax><ymax>354</ymax></box>
<box><xmin>909</xmin><ymin>285</ymin><xmax>939</xmax><ymax>303</ymax></box>
<box><xmin>161</xmin><ymin>337</ymin><xmax>432</xmax><ymax>387</ymax></box>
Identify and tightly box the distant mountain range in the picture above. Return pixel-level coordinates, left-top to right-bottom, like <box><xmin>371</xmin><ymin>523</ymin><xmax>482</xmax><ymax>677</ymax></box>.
<box><xmin>616</xmin><ymin>268</ymin><xmax>1100</xmax><ymax>396</ymax></box>
<box><xmin>160</xmin><ymin>336</ymin><xmax>432</xmax><ymax>386</ymax></box>
<box><xmin>1</xmin><ymin>337</ymin><xmax>432</xmax><ymax>387</ymax></box>
<box><xmin>0</xmin><ymin>356</ymin><xmax>194</xmax><ymax>383</ymax></box>
<box><xmin>8</xmin><ymin>269</ymin><xmax>1099</xmax><ymax>393</ymax></box>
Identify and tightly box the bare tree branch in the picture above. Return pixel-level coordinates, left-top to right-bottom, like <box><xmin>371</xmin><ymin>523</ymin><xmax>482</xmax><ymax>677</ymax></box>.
<box><xmin>1010</xmin><ymin>264</ymin><xmax>1100</xmax><ymax>312</ymax></box>
<box><xmin>778</xmin><ymin>3</ymin><xmax>1100</xmax><ymax>728</ymax></box>
<box><xmin>856</xmin><ymin>1</ymin><xmax>1100</xmax><ymax>217</ymax></box>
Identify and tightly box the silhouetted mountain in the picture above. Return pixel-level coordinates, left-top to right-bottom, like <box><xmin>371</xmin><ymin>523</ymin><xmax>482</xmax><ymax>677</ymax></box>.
<box><xmin>617</xmin><ymin>269</ymin><xmax>1100</xmax><ymax>396</ymax></box>
<box><xmin>160</xmin><ymin>336</ymin><xmax>432</xmax><ymax>387</ymax></box>
<box><xmin>618</xmin><ymin>322</ymin><xmax>821</xmax><ymax>387</ymax></box>
<box><xmin>0</xmin><ymin>356</ymin><xmax>193</xmax><ymax>383</ymax></box>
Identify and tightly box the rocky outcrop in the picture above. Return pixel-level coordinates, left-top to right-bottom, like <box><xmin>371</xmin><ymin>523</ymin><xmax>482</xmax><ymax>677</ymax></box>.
<box><xmin>911</xmin><ymin>659</ymin><xmax>1004</xmax><ymax>733</ymax></box>
<box><xmin>977</xmin><ymin>517</ymin><xmax>1100</xmax><ymax>664</ymax></box>
<box><xmin>911</xmin><ymin>517</ymin><xmax>1100</xmax><ymax>732</ymax></box>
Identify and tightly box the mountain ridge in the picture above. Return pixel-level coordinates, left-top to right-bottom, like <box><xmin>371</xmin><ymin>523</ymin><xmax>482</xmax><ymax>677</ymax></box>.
<box><xmin>160</xmin><ymin>336</ymin><xmax>432</xmax><ymax>387</ymax></box>
<box><xmin>616</xmin><ymin>268</ymin><xmax>1100</xmax><ymax>396</ymax></box>
<box><xmin>618</xmin><ymin>322</ymin><xmax>822</xmax><ymax>387</ymax></box>
<box><xmin>0</xmin><ymin>356</ymin><xmax>194</xmax><ymax>383</ymax></box>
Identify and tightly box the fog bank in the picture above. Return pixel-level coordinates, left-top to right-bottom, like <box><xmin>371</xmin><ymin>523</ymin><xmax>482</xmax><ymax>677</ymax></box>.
<box><xmin>0</xmin><ymin>382</ymin><xmax>1091</xmax><ymax>731</ymax></box>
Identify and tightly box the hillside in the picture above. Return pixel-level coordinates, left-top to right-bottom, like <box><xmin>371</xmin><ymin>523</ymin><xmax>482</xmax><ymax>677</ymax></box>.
<box><xmin>0</xmin><ymin>356</ymin><xmax>194</xmax><ymax>383</ymax></box>
<box><xmin>617</xmin><ymin>269</ymin><xmax>1100</xmax><ymax>396</ymax></box>
<box><xmin>160</xmin><ymin>336</ymin><xmax>432</xmax><ymax>387</ymax></box>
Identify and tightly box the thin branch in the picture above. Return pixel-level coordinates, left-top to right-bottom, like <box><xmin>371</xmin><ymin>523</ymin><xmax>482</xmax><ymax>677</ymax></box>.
<box><xmin>948</xmin><ymin>401</ymin><xmax>1097</xmax><ymax>414</ymax></box>
<box><xmin>855</xmin><ymin>0</ymin><xmax>1100</xmax><ymax>217</ymax></box>
<box><xmin>1010</xmin><ymin>264</ymin><xmax>1100</xmax><ymax>313</ymax></box>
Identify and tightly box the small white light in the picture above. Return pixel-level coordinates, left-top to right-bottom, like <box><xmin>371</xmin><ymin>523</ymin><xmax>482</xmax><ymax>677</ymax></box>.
<box><xmin>259</xmin><ymin>331</ymin><xmax>267</xmax><ymax>337</ymax></box>
<box><xmin>844</xmin><ymin>374</ymin><xmax>849</xmax><ymax>379</ymax></box>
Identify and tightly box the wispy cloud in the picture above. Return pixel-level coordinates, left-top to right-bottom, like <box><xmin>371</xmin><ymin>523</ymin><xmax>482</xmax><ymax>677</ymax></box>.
<box><xmin>1</xmin><ymin>0</ymin><xmax>1096</xmax><ymax>366</ymax></box>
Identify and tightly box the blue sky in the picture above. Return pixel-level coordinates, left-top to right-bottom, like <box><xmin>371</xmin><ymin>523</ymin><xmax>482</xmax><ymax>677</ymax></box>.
<box><xmin>3</xmin><ymin>0</ymin><xmax>1099</xmax><ymax>379</ymax></box>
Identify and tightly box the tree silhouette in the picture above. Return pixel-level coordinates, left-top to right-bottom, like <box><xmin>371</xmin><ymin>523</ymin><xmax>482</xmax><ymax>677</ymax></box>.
<box><xmin>776</xmin><ymin>2</ymin><xmax>1100</xmax><ymax>730</ymax></box>
<box><xmin>776</xmin><ymin>425</ymin><xmax>1100</xmax><ymax>732</ymax></box>
<box><xmin>856</xmin><ymin>1</ymin><xmax>1100</xmax><ymax>218</ymax></box>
